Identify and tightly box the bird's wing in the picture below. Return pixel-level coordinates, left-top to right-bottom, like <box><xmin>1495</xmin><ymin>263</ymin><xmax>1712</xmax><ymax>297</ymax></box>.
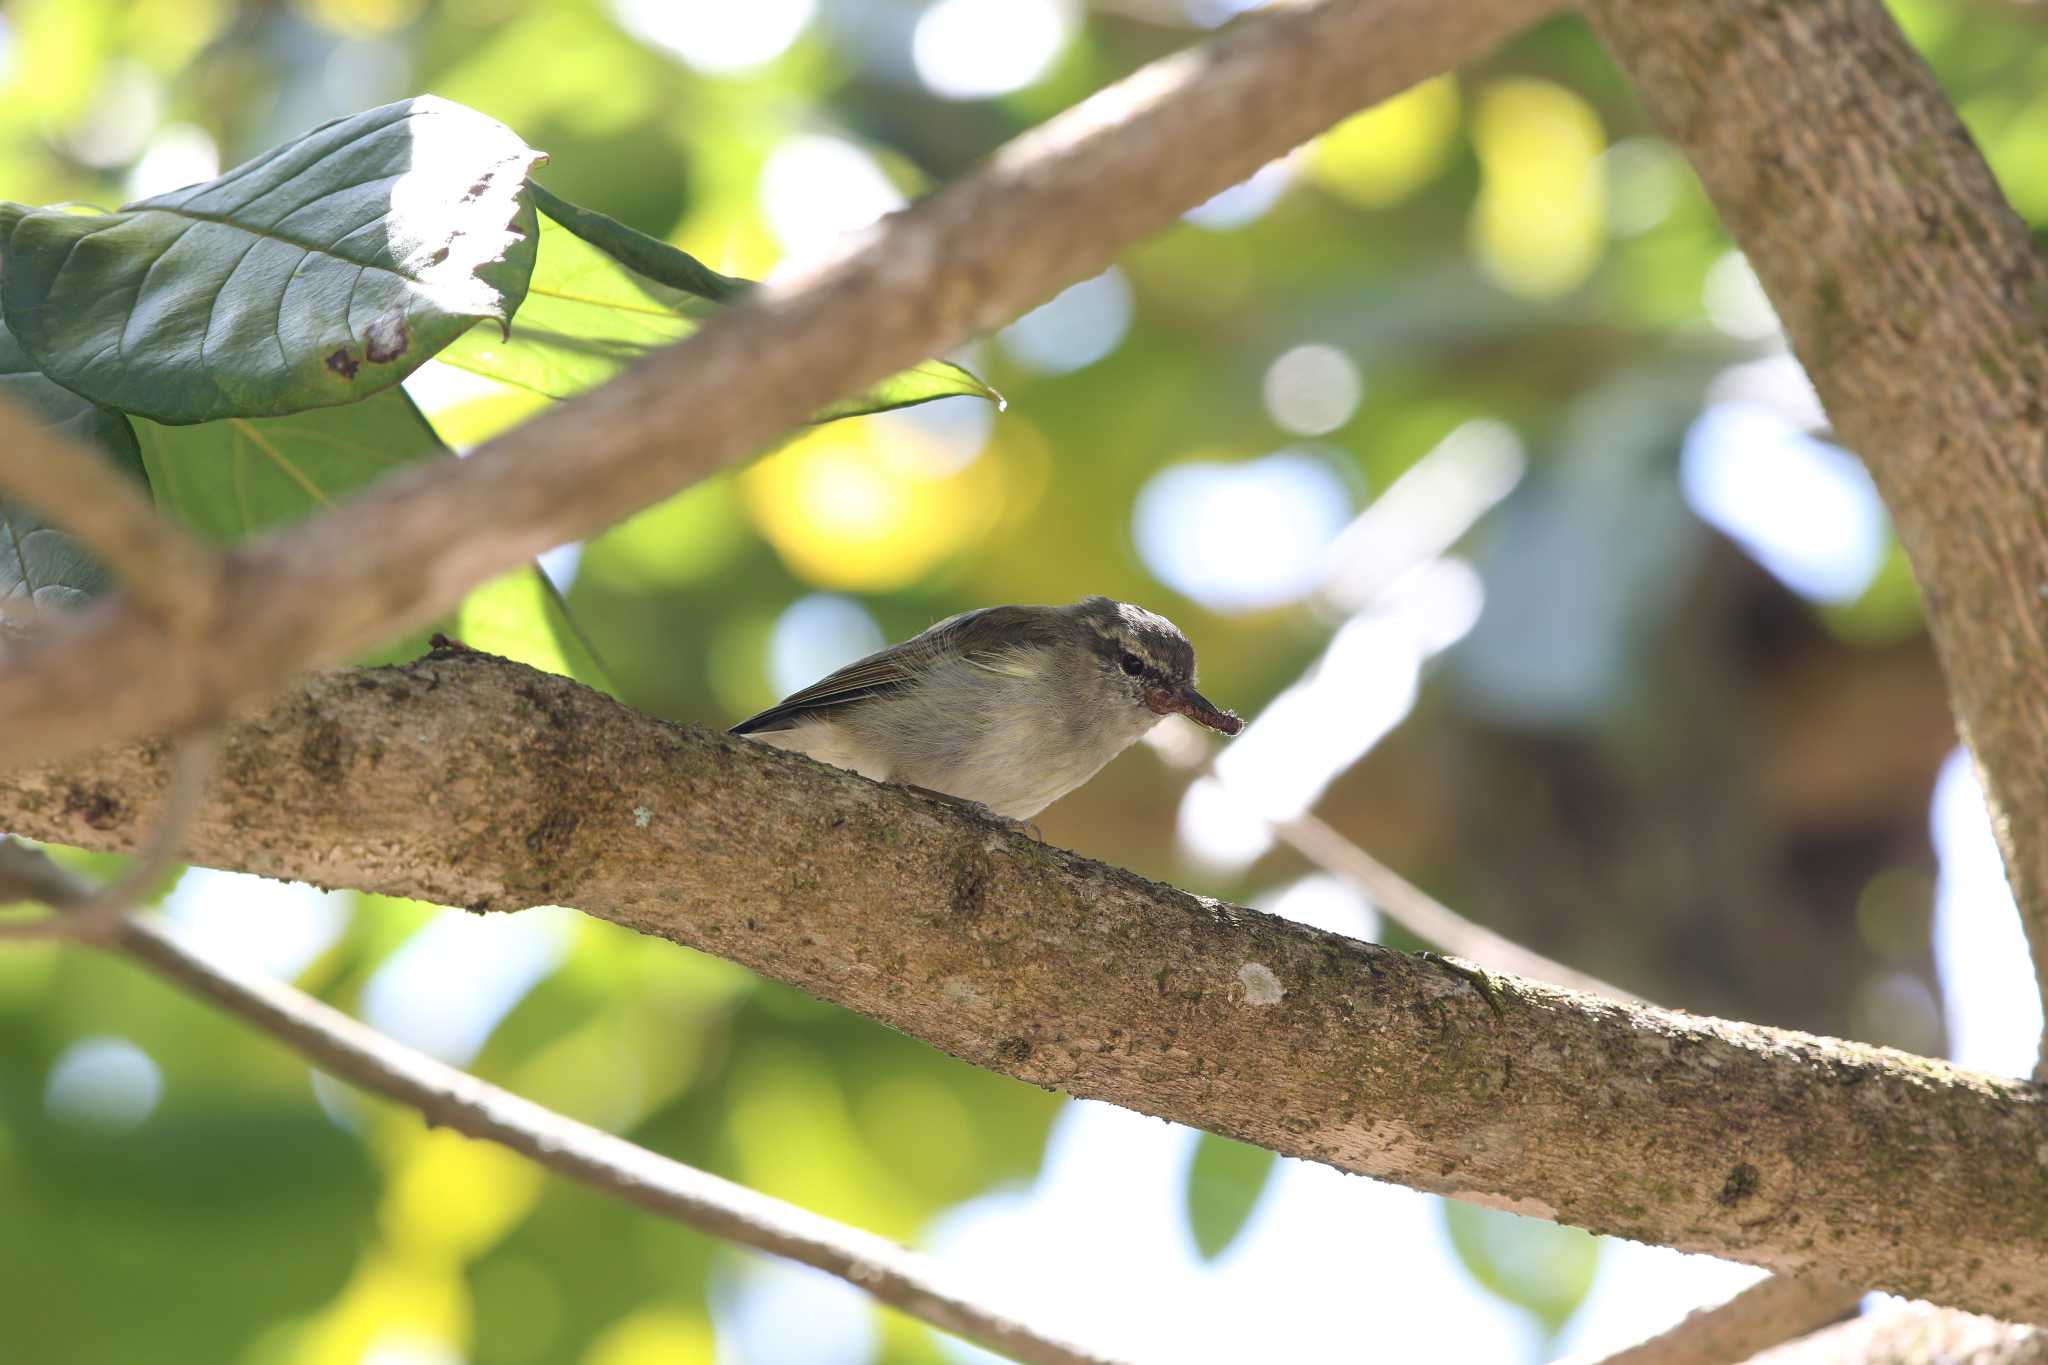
<box><xmin>728</xmin><ymin>609</ymin><xmax>990</xmax><ymax>735</ymax></box>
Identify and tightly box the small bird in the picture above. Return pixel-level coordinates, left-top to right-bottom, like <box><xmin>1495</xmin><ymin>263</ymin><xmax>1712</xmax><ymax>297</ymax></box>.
<box><xmin>732</xmin><ymin>596</ymin><xmax>1243</xmax><ymax>820</ymax></box>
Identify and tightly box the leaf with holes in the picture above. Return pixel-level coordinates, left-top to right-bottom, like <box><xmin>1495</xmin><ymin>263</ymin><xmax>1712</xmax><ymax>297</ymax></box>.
<box><xmin>439</xmin><ymin>187</ymin><xmax>1000</xmax><ymax>418</ymax></box>
<box><xmin>0</xmin><ymin>309</ymin><xmax>147</xmax><ymax>610</ymax></box>
<box><xmin>0</xmin><ymin>96</ymin><xmax>542</xmax><ymax>424</ymax></box>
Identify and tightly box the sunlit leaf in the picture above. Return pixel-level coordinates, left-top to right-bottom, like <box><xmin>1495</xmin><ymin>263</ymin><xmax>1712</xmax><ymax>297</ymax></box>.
<box><xmin>1183</xmin><ymin>1131</ymin><xmax>1278</xmax><ymax>1261</ymax></box>
<box><xmin>457</xmin><ymin>564</ymin><xmax>617</xmax><ymax>692</ymax></box>
<box><xmin>1442</xmin><ymin>1201</ymin><xmax>1601</xmax><ymax>1334</ymax></box>
<box><xmin>0</xmin><ymin>307</ymin><xmax>146</xmax><ymax>609</ymax></box>
<box><xmin>440</xmin><ymin>187</ymin><xmax>1001</xmax><ymax>418</ymax></box>
<box><xmin>529</xmin><ymin>181</ymin><xmax>742</xmax><ymax>303</ymax></box>
<box><xmin>0</xmin><ymin>96</ymin><xmax>541</xmax><ymax>423</ymax></box>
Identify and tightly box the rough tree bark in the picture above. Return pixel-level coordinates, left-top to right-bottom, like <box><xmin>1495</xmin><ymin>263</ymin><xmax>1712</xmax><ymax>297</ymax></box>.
<box><xmin>5</xmin><ymin>649</ymin><xmax>2046</xmax><ymax>1323</ymax></box>
<box><xmin>1584</xmin><ymin>0</ymin><xmax>2048</xmax><ymax>1068</ymax></box>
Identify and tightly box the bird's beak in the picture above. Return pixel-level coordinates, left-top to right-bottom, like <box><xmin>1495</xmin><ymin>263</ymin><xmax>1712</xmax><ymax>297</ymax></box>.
<box><xmin>1146</xmin><ymin>684</ymin><xmax>1244</xmax><ymax>736</ymax></box>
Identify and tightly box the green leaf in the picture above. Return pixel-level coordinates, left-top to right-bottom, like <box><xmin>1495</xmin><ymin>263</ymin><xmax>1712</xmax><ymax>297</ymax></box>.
<box><xmin>134</xmin><ymin>387</ymin><xmax>444</xmax><ymax>541</ymax></box>
<box><xmin>437</xmin><ymin>211</ymin><xmax>719</xmax><ymax>401</ymax></box>
<box><xmin>529</xmin><ymin>181</ymin><xmax>745</xmax><ymax>302</ymax></box>
<box><xmin>813</xmin><ymin>361</ymin><xmax>1004</xmax><ymax>421</ymax></box>
<box><xmin>135</xmin><ymin>386</ymin><xmax>613</xmax><ymax>689</ymax></box>
<box><xmin>1183</xmin><ymin>1131</ymin><xmax>1278</xmax><ymax>1261</ymax></box>
<box><xmin>1442</xmin><ymin>1201</ymin><xmax>1601</xmax><ymax>1334</ymax></box>
<box><xmin>441</xmin><ymin>187</ymin><xmax>1002</xmax><ymax>418</ymax></box>
<box><xmin>456</xmin><ymin>564</ymin><xmax>617</xmax><ymax>693</ymax></box>
<box><xmin>0</xmin><ymin>96</ymin><xmax>542</xmax><ymax>424</ymax></box>
<box><xmin>0</xmin><ymin>309</ymin><xmax>146</xmax><ymax>609</ymax></box>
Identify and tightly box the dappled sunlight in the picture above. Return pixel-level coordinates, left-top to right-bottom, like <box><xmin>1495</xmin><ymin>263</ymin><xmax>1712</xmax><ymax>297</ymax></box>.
<box><xmin>1183</xmin><ymin>155</ymin><xmax>1296</xmax><ymax>231</ymax></box>
<box><xmin>1933</xmin><ymin>751</ymin><xmax>2045</xmax><ymax>1078</ymax></box>
<box><xmin>1307</xmin><ymin>75</ymin><xmax>1461</xmax><ymax>210</ymax></box>
<box><xmin>1470</xmin><ymin>79</ymin><xmax>1607</xmax><ymax>297</ymax></box>
<box><xmin>1681</xmin><ymin>402</ymin><xmax>1886</xmax><ymax>604</ymax></box>
<box><xmin>995</xmin><ymin>267</ymin><xmax>1134</xmax><ymax>375</ymax></box>
<box><xmin>770</xmin><ymin>593</ymin><xmax>885</xmax><ymax>695</ymax></box>
<box><xmin>610</xmin><ymin>0</ymin><xmax>815</xmax><ymax>74</ymax></box>
<box><xmin>759</xmin><ymin>134</ymin><xmax>906</xmax><ymax>264</ymax></box>
<box><xmin>1134</xmin><ymin>449</ymin><xmax>1355</xmax><ymax>613</ymax></box>
<box><xmin>44</xmin><ymin>1035</ymin><xmax>161</xmax><ymax>1131</ymax></box>
<box><xmin>740</xmin><ymin>415</ymin><xmax>1005</xmax><ymax>591</ymax></box>
<box><xmin>913</xmin><ymin>0</ymin><xmax>1077</xmax><ymax>101</ymax></box>
<box><xmin>1262</xmin><ymin>342</ymin><xmax>1363</xmax><ymax>437</ymax></box>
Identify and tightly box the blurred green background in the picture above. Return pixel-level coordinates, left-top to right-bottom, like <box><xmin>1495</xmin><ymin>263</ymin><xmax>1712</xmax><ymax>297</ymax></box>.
<box><xmin>5</xmin><ymin>0</ymin><xmax>2048</xmax><ymax>1361</ymax></box>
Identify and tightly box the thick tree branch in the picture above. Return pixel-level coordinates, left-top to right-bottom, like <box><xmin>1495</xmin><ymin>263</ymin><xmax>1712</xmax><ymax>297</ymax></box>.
<box><xmin>5</xmin><ymin>650</ymin><xmax>2045</xmax><ymax>1322</ymax></box>
<box><xmin>0</xmin><ymin>0</ymin><xmax>1563</xmax><ymax>774</ymax></box>
<box><xmin>1581</xmin><ymin>0</ymin><xmax>2048</xmax><ymax>1067</ymax></box>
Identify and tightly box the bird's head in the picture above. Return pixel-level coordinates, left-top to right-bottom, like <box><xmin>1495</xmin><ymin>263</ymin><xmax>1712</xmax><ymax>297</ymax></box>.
<box><xmin>1065</xmin><ymin>596</ymin><xmax>1243</xmax><ymax>736</ymax></box>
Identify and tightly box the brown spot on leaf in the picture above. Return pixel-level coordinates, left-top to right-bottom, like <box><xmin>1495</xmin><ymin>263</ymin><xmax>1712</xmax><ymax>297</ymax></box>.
<box><xmin>324</xmin><ymin>348</ymin><xmax>359</xmax><ymax>380</ymax></box>
<box><xmin>364</xmin><ymin>314</ymin><xmax>409</xmax><ymax>364</ymax></box>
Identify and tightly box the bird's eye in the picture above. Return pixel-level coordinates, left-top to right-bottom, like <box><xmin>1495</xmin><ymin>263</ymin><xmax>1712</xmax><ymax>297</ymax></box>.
<box><xmin>1119</xmin><ymin>652</ymin><xmax>1144</xmax><ymax>677</ymax></box>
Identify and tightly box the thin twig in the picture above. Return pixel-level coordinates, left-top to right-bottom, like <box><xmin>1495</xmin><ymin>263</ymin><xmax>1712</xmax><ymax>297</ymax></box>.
<box><xmin>106</xmin><ymin>913</ymin><xmax>1122</xmax><ymax>1365</ymax></box>
<box><xmin>1273</xmin><ymin>810</ymin><xmax>1637</xmax><ymax>1001</ymax></box>
<box><xmin>1150</xmin><ymin>728</ymin><xmax>1636</xmax><ymax>1000</ymax></box>
<box><xmin>1567</xmin><ymin>1274</ymin><xmax>1863</xmax><ymax>1365</ymax></box>
<box><xmin>0</xmin><ymin>730</ymin><xmax>220</xmax><ymax>942</ymax></box>
<box><xmin>0</xmin><ymin>397</ymin><xmax>221</xmax><ymax>629</ymax></box>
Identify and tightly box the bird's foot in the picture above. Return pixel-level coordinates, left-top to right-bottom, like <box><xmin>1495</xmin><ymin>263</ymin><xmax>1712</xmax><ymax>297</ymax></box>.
<box><xmin>902</xmin><ymin>784</ymin><xmax>1044</xmax><ymax>842</ymax></box>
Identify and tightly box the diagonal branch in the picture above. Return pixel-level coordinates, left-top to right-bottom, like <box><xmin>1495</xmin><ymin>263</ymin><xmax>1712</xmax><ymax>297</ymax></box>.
<box><xmin>0</xmin><ymin>842</ymin><xmax>1116</xmax><ymax>1363</ymax></box>
<box><xmin>110</xmin><ymin>913</ymin><xmax>1121</xmax><ymax>1365</ymax></box>
<box><xmin>4</xmin><ymin>648</ymin><xmax>2044</xmax><ymax>1323</ymax></box>
<box><xmin>0</xmin><ymin>0</ymin><xmax>1565</xmax><ymax>774</ymax></box>
<box><xmin>1576</xmin><ymin>1274</ymin><xmax>1861</xmax><ymax>1365</ymax></box>
<box><xmin>1581</xmin><ymin>0</ymin><xmax>2048</xmax><ymax>1072</ymax></box>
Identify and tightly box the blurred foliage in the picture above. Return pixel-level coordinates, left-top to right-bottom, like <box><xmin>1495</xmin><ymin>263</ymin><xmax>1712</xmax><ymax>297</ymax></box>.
<box><xmin>1442</xmin><ymin>1202</ymin><xmax>1601</xmax><ymax>1339</ymax></box>
<box><xmin>1180</xmin><ymin>1132</ymin><xmax>1276</xmax><ymax>1261</ymax></box>
<box><xmin>2</xmin><ymin>0</ymin><xmax>2041</xmax><ymax>1360</ymax></box>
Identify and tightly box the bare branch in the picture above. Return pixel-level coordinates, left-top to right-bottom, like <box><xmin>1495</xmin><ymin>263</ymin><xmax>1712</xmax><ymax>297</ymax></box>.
<box><xmin>0</xmin><ymin>0</ymin><xmax>1565</xmax><ymax>774</ymax></box>
<box><xmin>1275</xmin><ymin>809</ymin><xmax>1635</xmax><ymax>1001</ymax></box>
<box><xmin>1572</xmin><ymin>1275</ymin><xmax>1861</xmax><ymax>1365</ymax></box>
<box><xmin>1582</xmin><ymin>0</ymin><xmax>2048</xmax><ymax>1072</ymax></box>
<box><xmin>0</xmin><ymin>397</ymin><xmax>221</xmax><ymax>630</ymax></box>
<box><xmin>1746</xmin><ymin>1300</ymin><xmax>2048</xmax><ymax>1365</ymax></box>
<box><xmin>102</xmin><ymin>913</ymin><xmax>1119</xmax><ymax>1365</ymax></box>
<box><xmin>5</xmin><ymin>650</ymin><xmax>2044</xmax><ymax>1322</ymax></box>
